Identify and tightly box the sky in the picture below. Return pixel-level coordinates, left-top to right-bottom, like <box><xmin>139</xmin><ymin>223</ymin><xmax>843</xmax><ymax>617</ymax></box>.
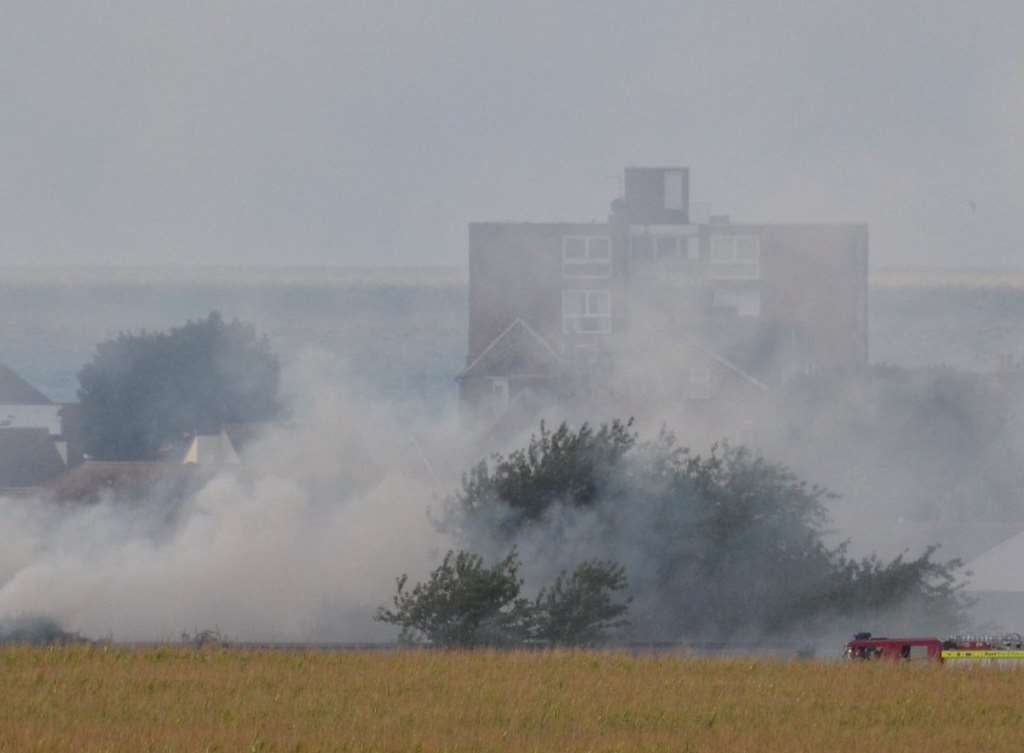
<box><xmin>1</xmin><ymin>0</ymin><xmax>1021</xmax><ymax>268</ymax></box>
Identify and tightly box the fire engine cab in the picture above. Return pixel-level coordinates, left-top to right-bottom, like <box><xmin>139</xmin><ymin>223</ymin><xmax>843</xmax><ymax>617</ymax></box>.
<box><xmin>845</xmin><ymin>632</ymin><xmax>1024</xmax><ymax>663</ymax></box>
<box><xmin>845</xmin><ymin>633</ymin><xmax>942</xmax><ymax>661</ymax></box>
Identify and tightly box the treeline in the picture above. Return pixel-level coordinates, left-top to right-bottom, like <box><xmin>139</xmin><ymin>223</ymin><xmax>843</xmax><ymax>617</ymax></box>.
<box><xmin>380</xmin><ymin>420</ymin><xmax>968</xmax><ymax>647</ymax></box>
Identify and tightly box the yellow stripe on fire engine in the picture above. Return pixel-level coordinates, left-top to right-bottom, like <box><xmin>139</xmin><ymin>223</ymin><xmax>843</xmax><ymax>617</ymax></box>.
<box><xmin>941</xmin><ymin>650</ymin><xmax>1024</xmax><ymax>660</ymax></box>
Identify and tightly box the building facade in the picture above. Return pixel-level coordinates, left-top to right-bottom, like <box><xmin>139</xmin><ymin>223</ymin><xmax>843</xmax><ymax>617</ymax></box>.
<box><xmin>459</xmin><ymin>167</ymin><xmax>869</xmax><ymax>425</ymax></box>
<box><xmin>0</xmin><ymin>363</ymin><xmax>83</xmax><ymax>490</ymax></box>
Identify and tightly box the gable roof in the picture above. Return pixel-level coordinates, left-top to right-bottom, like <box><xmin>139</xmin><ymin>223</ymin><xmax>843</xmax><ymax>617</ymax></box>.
<box><xmin>458</xmin><ymin>318</ymin><xmax>564</xmax><ymax>380</ymax></box>
<box><xmin>964</xmin><ymin>530</ymin><xmax>1024</xmax><ymax>592</ymax></box>
<box><xmin>45</xmin><ymin>461</ymin><xmax>212</xmax><ymax>504</ymax></box>
<box><xmin>0</xmin><ymin>428</ymin><xmax>66</xmax><ymax>489</ymax></box>
<box><xmin>0</xmin><ymin>364</ymin><xmax>52</xmax><ymax>405</ymax></box>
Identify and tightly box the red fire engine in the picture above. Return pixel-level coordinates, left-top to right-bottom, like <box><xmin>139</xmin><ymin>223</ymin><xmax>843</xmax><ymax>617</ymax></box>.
<box><xmin>845</xmin><ymin>632</ymin><xmax>1024</xmax><ymax>663</ymax></box>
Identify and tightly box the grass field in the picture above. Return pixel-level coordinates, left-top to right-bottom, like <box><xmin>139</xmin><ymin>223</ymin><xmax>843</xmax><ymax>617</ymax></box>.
<box><xmin>1</xmin><ymin>648</ymin><xmax>1022</xmax><ymax>752</ymax></box>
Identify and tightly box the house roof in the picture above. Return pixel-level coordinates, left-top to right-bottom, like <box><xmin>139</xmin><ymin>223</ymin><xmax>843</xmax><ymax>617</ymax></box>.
<box><xmin>963</xmin><ymin>530</ymin><xmax>1024</xmax><ymax>592</ymax></box>
<box><xmin>0</xmin><ymin>428</ymin><xmax>66</xmax><ymax>489</ymax></box>
<box><xmin>458</xmin><ymin>318</ymin><xmax>564</xmax><ymax>380</ymax></box>
<box><xmin>0</xmin><ymin>364</ymin><xmax>52</xmax><ymax>405</ymax></box>
<box><xmin>46</xmin><ymin>461</ymin><xmax>212</xmax><ymax>504</ymax></box>
<box><xmin>222</xmin><ymin>422</ymin><xmax>269</xmax><ymax>453</ymax></box>
<box><xmin>183</xmin><ymin>430</ymin><xmax>240</xmax><ymax>466</ymax></box>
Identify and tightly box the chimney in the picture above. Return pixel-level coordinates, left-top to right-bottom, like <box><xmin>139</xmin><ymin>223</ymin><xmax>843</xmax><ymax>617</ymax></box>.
<box><xmin>623</xmin><ymin>167</ymin><xmax>690</xmax><ymax>225</ymax></box>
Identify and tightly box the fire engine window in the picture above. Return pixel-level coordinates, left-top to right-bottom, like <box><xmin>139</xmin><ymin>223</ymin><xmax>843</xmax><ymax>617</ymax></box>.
<box><xmin>909</xmin><ymin>645</ymin><xmax>930</xmax><ymax>661</ymax></box>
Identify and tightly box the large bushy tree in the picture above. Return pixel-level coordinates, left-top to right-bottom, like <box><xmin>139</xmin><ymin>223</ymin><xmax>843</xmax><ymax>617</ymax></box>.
<box><xmin>376</xmin><ymin>550</ymin><xmax>631</xmax><ymax>648</ymax></box>
<box><xmin>451</xmin><ymin>421</ymin><xmax>968</xmax><ymax>641</ymax></box>
<box><xmin>78</xmin><ymin>312</ymin><xmax>282</xmax><ymax>460</ymax></box>
<box><xmin>532</xmin><ymin>559</ymin><xmax>631</xmax><ymax>647</ymax></box>
<box><xmin>376</xmin><ymin>550</ymin><xmax>534</xmax><ymax>647</ymax></box>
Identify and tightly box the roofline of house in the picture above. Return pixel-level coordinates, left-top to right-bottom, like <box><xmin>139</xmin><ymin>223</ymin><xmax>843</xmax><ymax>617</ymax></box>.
<box><xmin>685</xmin><ymin>337</ymin><xmax>771</xmax><ymax>392</ymax></box>
<box><xmin>457</xmin><ymin>318</ymin><xmax>563</xmax><ymax>381</ymax></box>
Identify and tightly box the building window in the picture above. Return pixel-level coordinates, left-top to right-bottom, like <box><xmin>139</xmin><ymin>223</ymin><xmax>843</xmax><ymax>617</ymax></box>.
<box><xmin>563</xmin><ymin>289</ymin><xmax>612</xmax><ymax>334</ymax></box>
<box><xmin>631</xmin><ymin>234</ymin><xmax>700</xmax><ymax>261</ymax></box>
<box><xmin>709</xmin><ymin>235</ymin><xmax>760</xmax><ymax>279</ymax></box>
<box><xmin>713</xmin><ymin>288</ymin><xmax>761</xmax><ymax>318</ymax></box>
<box><xmin>563</xmin><ymin>236</ymin><xmax>611</xmax><ymax>278</ymax></box>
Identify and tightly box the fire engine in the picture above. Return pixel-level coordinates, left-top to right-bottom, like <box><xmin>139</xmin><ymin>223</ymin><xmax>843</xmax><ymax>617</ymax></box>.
<box><xmin>845</xmin><ymin>632</ymin><xmax>1024</xmax><ymax>663</ymax></box>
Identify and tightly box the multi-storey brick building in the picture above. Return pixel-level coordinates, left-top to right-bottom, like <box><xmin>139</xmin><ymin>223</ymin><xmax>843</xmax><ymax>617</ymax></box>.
<box><xmin>458</xmin><ymin>167</ymin><xmax>868</xmax><ymax>427</ymax></box>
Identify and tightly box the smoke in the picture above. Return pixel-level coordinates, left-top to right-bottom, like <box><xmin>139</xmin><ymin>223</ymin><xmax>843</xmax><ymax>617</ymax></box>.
<box><xmin>3</xmin><ymin>272</ymin><xmax>1024</xmax><ymax>644</ymax></box>
<box><xmin>0</xmin><ymin>351</ymin><xmax>455</xmax><ymax>642</ymax></box>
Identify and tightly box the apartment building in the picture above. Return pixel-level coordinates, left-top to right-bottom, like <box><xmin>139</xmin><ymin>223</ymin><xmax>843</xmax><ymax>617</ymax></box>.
<box><xmin>458</xmin><ymin>167</ymin><xmax>868</xmax><ymax>425</ymax></box>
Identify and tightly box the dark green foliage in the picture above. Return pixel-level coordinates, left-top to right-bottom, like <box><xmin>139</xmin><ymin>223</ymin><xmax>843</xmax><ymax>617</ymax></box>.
<box><xmin>0</xmin><ymin>617</ymin><xmax>87</xmax><ymax>645</ymax></box>
<box><xmin>77</xmin><ymin>312</ymin><xmax>281</xmax><ymax>460</ymax></box>
<box><xmin>452</xmin><ymin>420</ymin><xmax>969</xmax><ymax>640</ymax></box>
<box><xmin>376</xmin><ymin>551</ymin><xmax>632</xmax><ymax>648</ymax></box>
<box><xmin>792</xmin><ymin>545</ymin><xmax>967</xmax><ymax>630</ymax></box>
<box><xmin>533</xmin><ymin>560</ymin><xmax>631</xmax><ymax>646</ymax></box>
<box><xmin>457</xmin><ymin>419</ymin><xmax>636</xmax><ymax>531</ymax></box>
<box><xmin>376</xmin><ymin>550</ymin><xmax>534</xmax><ymax>647</ymax></box>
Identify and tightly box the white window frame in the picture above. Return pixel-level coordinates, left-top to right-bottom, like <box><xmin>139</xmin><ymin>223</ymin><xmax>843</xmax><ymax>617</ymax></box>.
<box><xmin>562</xmin><ymin>289</ymin><xmax>612</xmax><ymax>334</ymax></box>
<box><xmin>563</xmin><ymin>236</ymin><xmax>612</xmax><ymax>279</ymax></box>
<box><xmin>709</xmin><ymin>235</ymin><xmax>760</xmax><ymax>279</ymax></box>
<box><xmin>653</xmin><ymin>235</ymin><xmax>685</xmax><ymax>258</ymax></box>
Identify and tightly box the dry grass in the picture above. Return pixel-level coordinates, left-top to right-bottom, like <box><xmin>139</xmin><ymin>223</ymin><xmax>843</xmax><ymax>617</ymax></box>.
<box><xmin>0</xmin><ymin>647</ymin><xmax>1021</xmax><ymax>752</ymax></box>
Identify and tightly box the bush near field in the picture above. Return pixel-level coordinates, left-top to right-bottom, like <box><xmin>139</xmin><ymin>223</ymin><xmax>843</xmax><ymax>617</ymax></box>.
<box><xmin>439</xmin><ymin>421</ymin><xmax>968</xmax><ymax>644</ymax></box>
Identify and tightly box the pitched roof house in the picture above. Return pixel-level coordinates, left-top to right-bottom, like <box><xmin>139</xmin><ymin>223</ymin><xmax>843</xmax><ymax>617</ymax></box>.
<box><xmin>0</xmin><ymin>428</ymin><xmax>67</xmax><ymax>490</ymax></box>
<box><xmin>0</xmin><ymin>364</ymin><xmax>52</xmax><ymax>405</ymax></box>
<box><xmin>0</xmin><ymin>363</ymin><xmax>82</xmax><ymax>491</ymax></box>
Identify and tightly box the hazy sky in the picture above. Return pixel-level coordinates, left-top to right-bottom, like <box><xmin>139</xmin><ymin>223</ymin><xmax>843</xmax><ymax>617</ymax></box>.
<box><xmin>1</xmin><ymin>1</ymin><xmax>1021</xmax><ymax>267</ymax></box>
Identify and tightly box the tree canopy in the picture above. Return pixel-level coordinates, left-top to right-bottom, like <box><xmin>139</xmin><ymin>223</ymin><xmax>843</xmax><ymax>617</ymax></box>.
<box><xmin>376</xmin><ymin>550</ymin><xmax>631</xmax><ymax>648</ymax></box>
<box><xmin>450</xmin><ymin>421</ymin><xmax>968</xmax><ymax>641</ymax></box>
<box><xmin>77</xmin><ymin>312</ymin><xmax>282</xmax><ymax>461</ymax></box>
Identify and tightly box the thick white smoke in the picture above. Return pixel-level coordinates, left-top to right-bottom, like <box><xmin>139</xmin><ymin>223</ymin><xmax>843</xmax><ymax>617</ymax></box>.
<box><xmin>0</xmin><ymin>351</ymin><xmax>456</xmax><ymax>642</ymax></box>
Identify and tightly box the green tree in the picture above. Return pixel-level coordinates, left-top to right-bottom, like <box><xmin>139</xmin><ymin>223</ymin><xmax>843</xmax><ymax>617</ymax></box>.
<box><xmin>457</xmin><ymin>419</ymin><xmax>636</xmax><ymax>533</ymax></box>
<box><xmin>451</xmin><ymin>421</ymin><xmax>969</xmax><ymax>640</ymax></box>
<box><xmin>533</xmin><ymin>560</ymin><xmax>631</xmax><ymax>646</ymax></box>
<box><xmin>376</xmin><ymin>551</ymin><xmax>634</xmax><ymax>648</ymax></box>
<box><xmin>375</xmin><ymin>549</ymin><xmax>534</xmax><ymax>647</ymax></box>
<box><xmin>77</xmin><ymin>312</ymin><xmax>282</xmax><ymax>460</ymax></box>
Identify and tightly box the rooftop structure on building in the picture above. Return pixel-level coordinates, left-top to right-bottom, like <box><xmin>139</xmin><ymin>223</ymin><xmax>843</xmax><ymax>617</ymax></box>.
<box><xmin>459</xmin><ymin>167</ymin><xmax>868</xmax><ymax>431</ymax></box>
